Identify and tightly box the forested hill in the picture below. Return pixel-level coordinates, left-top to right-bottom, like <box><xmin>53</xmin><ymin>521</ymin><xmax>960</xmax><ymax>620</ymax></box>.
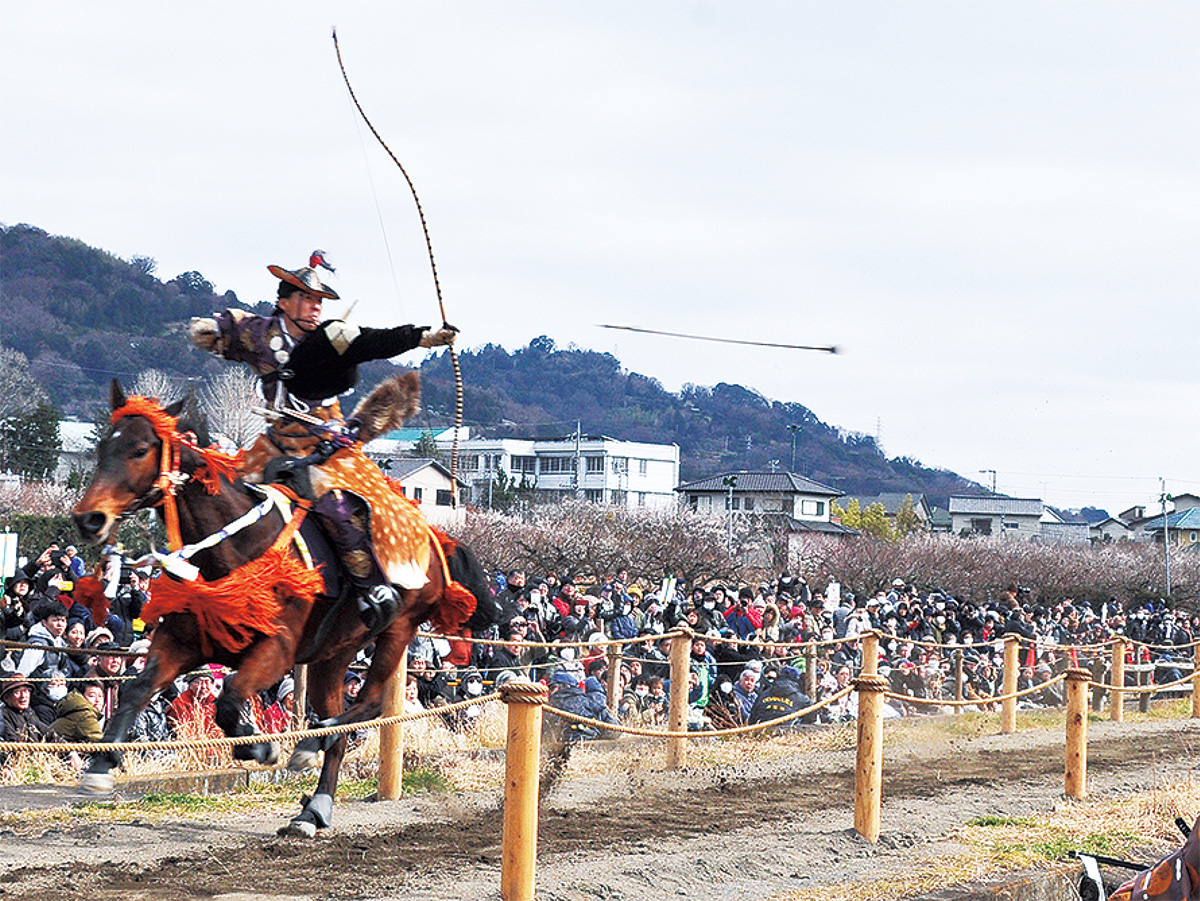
<box><xmin>0</xmin><ymin>223</ymin><xmax>266</xmax><ymax>412</ymax></box>
<box><xmin>0</xmin><ymin>223</ymin><xmax>979</xmax><ymax>505</ymax></box>
<box><xmin>410</xmin><ymin>341</ymin><xmax>978</xmax><ymax>504</ymax></box>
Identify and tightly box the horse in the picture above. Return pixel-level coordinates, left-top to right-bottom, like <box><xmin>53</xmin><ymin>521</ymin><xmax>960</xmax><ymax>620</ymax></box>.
<box><xmin>71</xmin><ymin>378</ymin><xmax>492</xmax><ymax>836</ymax></box>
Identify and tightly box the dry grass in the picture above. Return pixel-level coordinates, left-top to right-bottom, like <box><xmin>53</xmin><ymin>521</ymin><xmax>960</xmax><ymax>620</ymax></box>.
<box><xmin>770</xmin><ymin>776</ymin><xmax>1200</xmax><ymax>901</ymax></box>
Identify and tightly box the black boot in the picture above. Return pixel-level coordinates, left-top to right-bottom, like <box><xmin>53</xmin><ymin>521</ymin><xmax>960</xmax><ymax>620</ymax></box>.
<box><xmin>357</xmin><ymin>584</ymin><xmax>400</xmax><ymax>633</ymax></box>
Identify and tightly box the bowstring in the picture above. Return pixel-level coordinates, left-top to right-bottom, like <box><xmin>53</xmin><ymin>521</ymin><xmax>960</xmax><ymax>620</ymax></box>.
<box><xmin>342</xmin><ymin>92</ymin><xmax>406</xmax><ymax>317</ymax></box>
<box><xmin>331</xmin><ymin>27</ymin><xmax>464</xmax><ymax>501</ymax></box>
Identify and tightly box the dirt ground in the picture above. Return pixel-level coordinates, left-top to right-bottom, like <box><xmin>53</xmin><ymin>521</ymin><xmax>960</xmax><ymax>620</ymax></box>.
<box><xmin>0</xmin><ymin>716</ymin><xmax>1197</xmax><ymax>901</ymax></box>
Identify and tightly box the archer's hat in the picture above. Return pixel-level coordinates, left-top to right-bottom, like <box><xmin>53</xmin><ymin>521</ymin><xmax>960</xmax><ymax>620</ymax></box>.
<box><xmin>268</xmin><ymin>250</ymin><xmax>339</xmax><ymax>300</ymax></box>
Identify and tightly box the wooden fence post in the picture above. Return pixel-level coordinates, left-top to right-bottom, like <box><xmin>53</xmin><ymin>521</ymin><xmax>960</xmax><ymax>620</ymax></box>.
<box><xmin>1001</xmin><ymin>636</ymin><xmax>1018</xmax><ymax>734</ymax></box>
<box><xmin>861</xmin><ymin>631</ymin><xmax>878</xmax><ymax>676</ymax></box>
<box><xmin>1192</xmin><ymin>642</ymin><xmax>1200</xmax><ymax>720</ymax></box>
<box><xmin>1090</xmin><ymin>653</ymin><xmax>1105</xmax><ymax>712</ymax></box>
<box><xmin>666</xmin><ymin>631</ymin><xmax>690</xmax><ymax>769</ymax></box>
<box><xmin>953</xmin><ymin>648</ymin><xmax>964</xmax><ymax>712</ymax></box>
<box><xmin>500</xmin><ymin>679</ymin><xmax>547</xmax><ymax>901</ymax></box>
<box><xmin>1064</xmin><ymin>668</ymin><xmax>1090</xmax><ymax>800</ymax></box>
<box><xmin>292</xmin><ymin>663</ymin><xmax>308</xmax><ymax>730</ymax></box>
<box><xmin>1138</xmin><ymin>648</ymin><xmax>1152</xmax><ymax>714</ymax></box>
<box><xmin>853</xmin><ymin>673</ymin><xmax>889</xmax><ymax>843</ymax></box>
<box><xmin>377</xmin><ymin>649</ymin><xmax>408</xmax><ymax>801</ymax></box>
<box><xmin>804</xmin><ymin>643</ymin><xmax>817</xmax><ymax>700</ymax></box>
<box><xmin>605</xmin><ymin>643</ymin><xmax>622</xmax><ymax>717</ymax></box>
<box><xmin>1110</xmin><ymin>639</ymin><xmax>1125</xmax><ymax>722</ymax></box>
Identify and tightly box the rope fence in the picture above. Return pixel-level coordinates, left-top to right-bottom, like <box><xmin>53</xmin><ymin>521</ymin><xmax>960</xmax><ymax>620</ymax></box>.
<box><xmin>2</xmin><ymin>628</ymin><xmax>1199</xmax><ymax>901</ymax></box>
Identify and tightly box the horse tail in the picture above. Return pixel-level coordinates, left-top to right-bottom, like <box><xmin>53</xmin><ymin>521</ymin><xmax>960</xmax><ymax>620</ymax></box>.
<box><xmin>426</xmin><ymin>527</ymin><xmax>478</xmax><ymax>634</ymax></box>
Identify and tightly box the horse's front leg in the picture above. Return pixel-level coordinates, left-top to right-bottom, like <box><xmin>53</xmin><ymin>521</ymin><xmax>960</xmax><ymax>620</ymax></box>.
<box><xmin>213</xmin><ymin>629</ymin><xmax>303</xmax><ymax>767</ymax></box>
<box><xmin>82</xmin><ymin>642</ymin><xmax>200</xmax><ymax>793</ymax></box>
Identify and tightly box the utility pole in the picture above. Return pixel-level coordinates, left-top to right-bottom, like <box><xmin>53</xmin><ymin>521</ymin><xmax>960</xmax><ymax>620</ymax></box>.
<box><xmin>722</xmin><ymin>474</ymin><xmax>738</xmax><ymax>557</ymax></box>
<box><xmin>1161</xmin><ymin>478</ymin><xmax>1173</xmax><ymax>599</ymax></box>
<box><xmin>573</xmin><ymin>420</ymin><xmax>584</xmax><ymax>499</ymax></box>
<box><xmin>787</xmin><ymin>424</ymin><xmax>801</xmax><ymax>473</ymax></box>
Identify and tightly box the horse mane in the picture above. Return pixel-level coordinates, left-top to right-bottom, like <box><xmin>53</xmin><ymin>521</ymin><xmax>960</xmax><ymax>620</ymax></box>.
<box><xmin>111</xmin><ymin>395</ymin><xmax>245</xmax><ymax>493</ymax></box>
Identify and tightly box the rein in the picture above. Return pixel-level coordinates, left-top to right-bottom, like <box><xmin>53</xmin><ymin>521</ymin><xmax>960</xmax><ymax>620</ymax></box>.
<box><xmin>111</xmin><ymin>397</ymin><xmax>282</xmax><ymax>579</ymax></box>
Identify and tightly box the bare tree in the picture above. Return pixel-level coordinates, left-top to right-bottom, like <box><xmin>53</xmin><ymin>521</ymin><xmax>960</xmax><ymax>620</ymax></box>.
<box><xmin>130</xmin><ymin>369</ymin><xmax>183</xmax><ymax>405</ymax></box>
<box><xmin>0</xmin><ymin>347</ymin><xmax>49</xmax><ymax>422</ymax></box>
<box><xmin>200</xmin><ymin>368</ymin><xmax>264</xmax><ymax>448</ymax></box>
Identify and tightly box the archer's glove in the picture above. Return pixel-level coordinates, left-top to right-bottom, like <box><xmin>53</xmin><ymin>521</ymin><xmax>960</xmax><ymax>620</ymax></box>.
<box><xmin>419</xmin><ymin>324</ymin><xmax>459</xmax><ymax>348</ymax></box>
<box><xmin>188</xmin><ymin>317</ymin><xmax>222</xmax><ymax>352</ymax></box>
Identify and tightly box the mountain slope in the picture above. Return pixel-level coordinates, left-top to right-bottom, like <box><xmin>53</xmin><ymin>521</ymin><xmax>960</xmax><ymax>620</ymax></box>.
<box><xmin>0</xmin><ymin>224</ymin><xmax>979</xmax><ymax>505</ymax></box>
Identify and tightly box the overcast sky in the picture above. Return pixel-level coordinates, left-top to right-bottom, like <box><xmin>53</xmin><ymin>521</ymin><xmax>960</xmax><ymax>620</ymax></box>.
<box><xmin>4</xmin><ymin>3</ymin><xmax>1198</xmax><ymax>513</ymax></box>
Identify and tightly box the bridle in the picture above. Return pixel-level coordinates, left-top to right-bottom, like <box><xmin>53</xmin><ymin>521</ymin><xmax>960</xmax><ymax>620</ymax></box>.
<box><xmin>109</xmin><ymin>397</ymin><xmax>244</xmax><ymax>556</ymax></box>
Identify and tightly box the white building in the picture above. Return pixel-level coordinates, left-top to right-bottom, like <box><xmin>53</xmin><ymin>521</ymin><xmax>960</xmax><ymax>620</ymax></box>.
<box><xmin>385</xmin><ymin>458</ymin><xmax>466</xmax><ymax>528</ymax></box>
<box><xmin>365</xmin><ymin>428</ymin><xmax>681</xmax><ymax>509</ymax></box>
<box><xmin>948</xmin><ymin>496</ymin><xmax>1044</xmax><ymax>541</ymax></box>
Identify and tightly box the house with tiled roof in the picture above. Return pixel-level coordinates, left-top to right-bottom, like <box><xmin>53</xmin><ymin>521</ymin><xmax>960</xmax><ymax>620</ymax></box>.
<box><xmin>1138</xmin><ymin>506</ymin><xmax>1200</xmax><ymax>550</ymax></box>
<box><xmin>1090</xmin><ymin>516</ymin><xmax>1135</xmax><ymax>543</ymax></box>
<box><xmin>374</xmin><ymin>457</ymin><xmax>466</xmax><ymax>528</ymax></box>
<box><xmin>676</xmin><ymin>471</ymin><xmax>856</xmax><ymax>540</ymax></box>
<box><xmin>948</xmin><ymin>496</ymin><xmax>1044</xmax><ymax>541</ymax></box>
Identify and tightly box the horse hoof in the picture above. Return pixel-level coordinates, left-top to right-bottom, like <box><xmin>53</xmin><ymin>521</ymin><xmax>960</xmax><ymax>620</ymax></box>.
<box><xmin>278</xmin><ymin>819</ymin><xmax>318</xmax><ymax>839</ymax></box>
<box><xmin>234</xmin><ymin>741</ymin><xmax>281</xmax><ymax>766</ymax></box>
<box><xmin>80</xmin><ymin>772</ymin><xmax>115</xmax><ymax>794</ymax></box>
<box><xmin>288</xmin><ymin>748</ymin><xmax>320</xmax><ymax>771</ymax></box>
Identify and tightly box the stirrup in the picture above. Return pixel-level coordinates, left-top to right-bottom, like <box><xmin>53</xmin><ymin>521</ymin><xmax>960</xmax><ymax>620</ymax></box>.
<box><xmin>356</xmin><ymin>583</ymin><xmax>400</xmax><ymax>632</ymax></box>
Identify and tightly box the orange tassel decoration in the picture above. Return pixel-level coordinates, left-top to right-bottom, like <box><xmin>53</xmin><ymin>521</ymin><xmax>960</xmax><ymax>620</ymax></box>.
<box><xmin>143</xmin><ymin>546</ymin><xmax>324</xmax><ymax>656</ymax></box>
<box><xmin>71</xmin><ymin>575</ymin><xmax>110</xmax><ymax>626</ymax></box>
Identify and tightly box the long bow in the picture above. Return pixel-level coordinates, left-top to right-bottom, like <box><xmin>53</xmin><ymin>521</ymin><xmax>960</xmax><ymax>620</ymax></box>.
<box><xmin>332</xmin><ymin>27</ymin><xmax>464</xmax><ymax>503</ymax></box>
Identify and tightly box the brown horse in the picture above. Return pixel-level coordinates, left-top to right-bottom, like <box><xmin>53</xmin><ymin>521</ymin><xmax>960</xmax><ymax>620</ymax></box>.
<box><xmin>71</xmin><ymin>380</ymin><xmax>491</xmax><ymax>836</ymax></box>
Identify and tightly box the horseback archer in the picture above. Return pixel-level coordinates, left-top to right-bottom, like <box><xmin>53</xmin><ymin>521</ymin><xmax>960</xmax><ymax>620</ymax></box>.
<box><xmin>188</xmin><ymin>251</ymin><xmax>458</xmax><ymax>631</ymax></box>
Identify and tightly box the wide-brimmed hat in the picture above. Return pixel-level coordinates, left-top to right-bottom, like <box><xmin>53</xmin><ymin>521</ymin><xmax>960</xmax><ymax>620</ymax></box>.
<box><xmin>1</xmin><ymin>677</ymin><xmax>33</xmax><ymax>700</ymax></box>
<box><xmin>267</xmin><ymin>263</ymin><xmax>339</xmax><ymax>300</ymax></box>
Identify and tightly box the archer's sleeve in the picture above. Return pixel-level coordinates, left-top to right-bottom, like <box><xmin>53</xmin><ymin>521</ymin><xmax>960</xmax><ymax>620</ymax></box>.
<box><xmin>193</xmin><ymin>310</ymin><xmax>278</xmax><ymax>375</ymax></box>
<box><xmin>324</xmin><ymin>322</ymin><xmax>428</xmax><ymax>365</ymax></box>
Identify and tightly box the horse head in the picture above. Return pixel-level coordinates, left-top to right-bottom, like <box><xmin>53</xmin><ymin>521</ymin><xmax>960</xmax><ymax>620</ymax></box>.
<box><xmin>72</xmin><ymin>380</ymin><xmax>188</xmax><ymax>545</ymax></box>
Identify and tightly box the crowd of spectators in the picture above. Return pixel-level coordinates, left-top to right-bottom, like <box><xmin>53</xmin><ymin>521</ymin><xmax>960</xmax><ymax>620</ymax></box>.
<box><xmin>3</xmin><ymin>541</ymin><xmax>1197</xmax><ymax>757</ymax></box>
<box><xmin>401</xmin><ymin>568</ymin><xmax>1199</xmax><ymax>736</ymax></box>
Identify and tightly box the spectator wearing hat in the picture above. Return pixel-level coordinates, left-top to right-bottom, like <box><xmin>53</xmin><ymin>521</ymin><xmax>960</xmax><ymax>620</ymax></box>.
<box><xmin>1</xmin><ymin>677</ymin><xmax>50</xmax><ymax>743</ymax></box>
<box><xmin>168</xmin><ymin>668</ymin><xmax>222</xmax><ymax>743</ymax></box>
<box><xmin>52</xmin><ymin>680</ymin><xmax>106</xmax><ymax>743</ymax></box>
<box><xmin>84</xmin><ymin>642</ymin><xmax>125</xmax><ymax>719</ymax></box>
<box><xmin>31</xmin><ymin>670</ymin><xmax>69</xmax><ymax>728</ymax></box>
<box><xmin>342</xmin><ymin>671</ymin><xmax>368</xmax><ymax>747</ymax></box>
<box><xmin>448</xmin><ymin>667</ymin><xmax>487</xmax><ymax>732</ymax></box>
<box><xmin>749</xmin><ymin>665</ymin><xmax>815</xmax><ymax>729</ymax></box>
<box><xmin>731</xmin><ymin>668</ymin><xmax>760</xmax><ymax>722</ymax></box>
<box><xmin>264</xmin><ymin>676</ymin><xmax>296</xmax><ymax>734</ymax></box>
<box><xmin>547</xmin><ymin>669</ymin><xmax>616</xmax><ymax>741</ymax></box>
<box><xmin>344</xmin><ymin>670</ymin><xmax>364</xmax><ymax>708</ymax></box>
